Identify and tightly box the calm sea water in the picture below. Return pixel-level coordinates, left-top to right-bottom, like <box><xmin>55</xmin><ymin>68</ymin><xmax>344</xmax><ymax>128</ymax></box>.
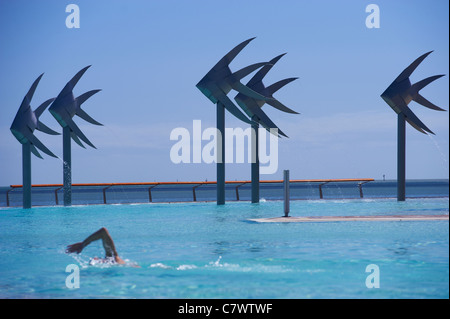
<box><xmin>1</xmin><ymin>179</ymin><xmax>448</xmax><ymax>207</ymax></box>
<box><xmin>0</xmin><ymin>197</ymin><xmax>448</xmax><ymax>299</ymax></box>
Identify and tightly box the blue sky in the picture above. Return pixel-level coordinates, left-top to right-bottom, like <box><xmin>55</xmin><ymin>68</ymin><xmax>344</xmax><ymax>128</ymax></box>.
<box><xmin>0</xmin><ymin>0</ymin><xmax>448</xmax><ymax>185</ymax></box>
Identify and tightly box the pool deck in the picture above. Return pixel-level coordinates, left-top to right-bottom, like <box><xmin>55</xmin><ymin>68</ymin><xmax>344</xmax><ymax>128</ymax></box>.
<box><xmin>249</xmin><ymin>214</ymin><xmax>449</xmax><ymax>223</ymax></box>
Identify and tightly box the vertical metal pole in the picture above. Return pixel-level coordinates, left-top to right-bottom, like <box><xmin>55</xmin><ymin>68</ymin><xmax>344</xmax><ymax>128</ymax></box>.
<box><xmin>193</xmin><ymin>185</ymin><xmax>197</xmax><ymax>202</ymax></box>
<box><xmin>63</xmin><ymin>126</ymin><xmax>72</xmax><ymax>206</ymax></box>
<box><xmin>397</xmin><ymin>114</ymin><xmax>406</xmax><ymax>201</ymax></box>
<box><xmin>6</xmin><ymin>188</ymin><xmax>12</xmax><ymax>207</ymax></box>
<box><xmin>22</xmin><ymin>142</ymin><xmax>32</xmax><ymax>209</ymax></box>
<box><xmin>251</xmin><ymin>119</ymin><xmax>260</xmax><ymax>203</ymax></box>
<box><xmin>102</xmin><ymin>186</ymin><xmax>109</xmax><ymax>204</ymax></box>
<box><xmin>319</xmin><ymin>184</ymin><xmax>324</xmax><ymax>199</ymax></box>
<box><xmin>55</xmin><ymin>187</ymin><xmax>62</xmax><ymax>205</ymax></box>
<box><xmin>217</xmin><ymin>102</ymin><xmax>225</xmax><ymax>205</ymax></box>
<box><xmin>148</xmin><ymin>187</ymin><xmax>153</xmax><ymax>202</ymax></box>
<box><xmin>283</xmin><ymin>170</ymin><xmax>290</xmax><ymax>217</ymax></box>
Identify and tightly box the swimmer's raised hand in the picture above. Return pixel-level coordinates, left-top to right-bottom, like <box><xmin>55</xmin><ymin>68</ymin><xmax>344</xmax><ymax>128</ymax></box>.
<box><xmin>66</xmin><ymin>242</ymin><xmax>84</xmax><ymax>254</ymax></box>
<box><xmin>66</xmin><ymin>228</ymin><xmax>138</xmax><ymax>267</ymax></box>
<box><xmin>65</xmin><ymin>228</ymin><xmax>119</xmax><ymax>259</ymax></box>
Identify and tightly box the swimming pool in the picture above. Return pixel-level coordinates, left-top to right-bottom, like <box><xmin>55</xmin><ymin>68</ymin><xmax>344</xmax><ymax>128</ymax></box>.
<box><xmin>0</xmin><ymin>198</ymin><xmax>448</xmax><ymax>299</ymax></box>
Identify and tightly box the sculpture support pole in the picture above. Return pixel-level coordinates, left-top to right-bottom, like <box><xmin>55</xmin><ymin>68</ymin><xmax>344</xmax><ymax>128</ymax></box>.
<box><xmin>251</xmin><ymin>119</ymin><xmax>259</xmax><ymax>203</ymax></box>
<box><xmin>397</xmin><ymin>114</ymin><xmax>406</xmax><ymax>201</ymax></box>
<box><xmin>63</xmin><ymin>126</ymin><xmax>72</xmax><ymax>206</ymax></box>
<box><xmin>22</xmin><ymin>142</ymin><xmax>31</xmax><ymax>209</ymax></box>
<box><xmin>217</xmin><ymin>102</ymin><xmax>225</xmax><ymax>205</ymax></box>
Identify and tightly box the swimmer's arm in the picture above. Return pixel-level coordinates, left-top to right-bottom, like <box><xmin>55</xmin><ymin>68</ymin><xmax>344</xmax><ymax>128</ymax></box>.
<box><xmin>66</xmin><ymin>227</ymin><xmax>119</xmax><ymax>258</ymax></box>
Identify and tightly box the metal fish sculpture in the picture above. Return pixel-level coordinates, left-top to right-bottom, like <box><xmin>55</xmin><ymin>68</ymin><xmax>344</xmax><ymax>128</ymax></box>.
<box><xmin>49</xmin><ymin>65</ymin><xmax>102</xmax><ymax>148</ymax></box>
<box><xmin>234</xmin><ymin>53</ymin><xmax>298</xmax><ymax>137</ymax></box>
<box><xmin>196</xmin><ymin>37</ymin><xmax>274</xmax><ymax>124</ymax></box>
<box><xmin>10</xmin><ymin>73</ymin><xmax>59</xmax><ymax>158</ymax></box>
<box><xmin>381</xmin><ymin>51</ymin><xmax>446</xmax><ymax>135</ymax></box>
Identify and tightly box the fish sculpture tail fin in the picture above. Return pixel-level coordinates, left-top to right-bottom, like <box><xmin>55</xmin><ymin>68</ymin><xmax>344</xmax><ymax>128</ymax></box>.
<box><xmin>413</xmin><ymin>94</ymin><xmax>446</xmax><ymax>111</ymax></box>
<box><xmin>410</xmin><ymin>75</ymin><xmax>446</xmax><ymax>111</ymax></box>
<box><xmin>75</xmin><ymin>90</ymin><xmax>103</xmax><ymax>125</ymax></box>
<box><xmin>247</xmin><ymin>53</ymin><xmax>287</xmax><ymax>87</ymax></box>
<box><xmin>266</xmin><ymin>77</ymin><xmax>298</xmax><ymax>96</ymax></box>
<box><xmin>36</xmin><ymin>121</ymin><xmax>60</xmax><ymax>135</ymax></box>
<box><xmin>30</xmin><ymin>144</ymin><xmax>43</xmax><ymax>159</ymax></box>
<box><xmin>76</xmin><ymin>89</ymin><xmax>101</xmax><ymax>106</ymax></box>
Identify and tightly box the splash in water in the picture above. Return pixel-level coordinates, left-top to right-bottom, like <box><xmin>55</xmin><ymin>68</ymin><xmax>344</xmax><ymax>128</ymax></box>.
<box><xmin>427</xmin><ymin>134</ymin><xmax>449</xmax><ymax>175</ymax></box>
<box><xmin>68</xmin><ymin>253</ymin><xmax>138</xmax><ymax>268</ymax></box>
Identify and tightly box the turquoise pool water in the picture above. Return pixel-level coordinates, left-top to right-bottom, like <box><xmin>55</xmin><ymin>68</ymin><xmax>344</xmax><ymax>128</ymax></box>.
<box><xmin>0</xmin><ymin>198</ymin><xmax>448</xmax><ymax>298</ymax></box>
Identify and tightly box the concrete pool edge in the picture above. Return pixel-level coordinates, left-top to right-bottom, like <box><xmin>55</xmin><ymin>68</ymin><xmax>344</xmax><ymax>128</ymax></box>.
<box><xmin>248</xmin><ymin>214</ymin><xmax>449</xmax><ymax>223</ymax></box>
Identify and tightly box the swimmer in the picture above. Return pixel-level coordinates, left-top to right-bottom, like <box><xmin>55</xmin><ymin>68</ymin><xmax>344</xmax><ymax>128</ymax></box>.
<box><xmin>66</xmin><ymin>227</ymin><xmax>126</xmax><ymax>265</ymax></box>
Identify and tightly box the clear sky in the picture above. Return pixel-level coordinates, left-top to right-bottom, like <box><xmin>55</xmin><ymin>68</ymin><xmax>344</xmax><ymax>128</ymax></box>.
<box><xmin>0</xmin><ymin>0</ymin><xmax>448</xmax><ymax>185</ymax></box>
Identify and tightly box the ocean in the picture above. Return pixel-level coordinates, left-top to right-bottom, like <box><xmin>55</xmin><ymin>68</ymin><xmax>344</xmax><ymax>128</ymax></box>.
<box><xmin>1</xmin><ymin>179</ymin><xmax>448</xmax><ymax>207</ymax></box>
